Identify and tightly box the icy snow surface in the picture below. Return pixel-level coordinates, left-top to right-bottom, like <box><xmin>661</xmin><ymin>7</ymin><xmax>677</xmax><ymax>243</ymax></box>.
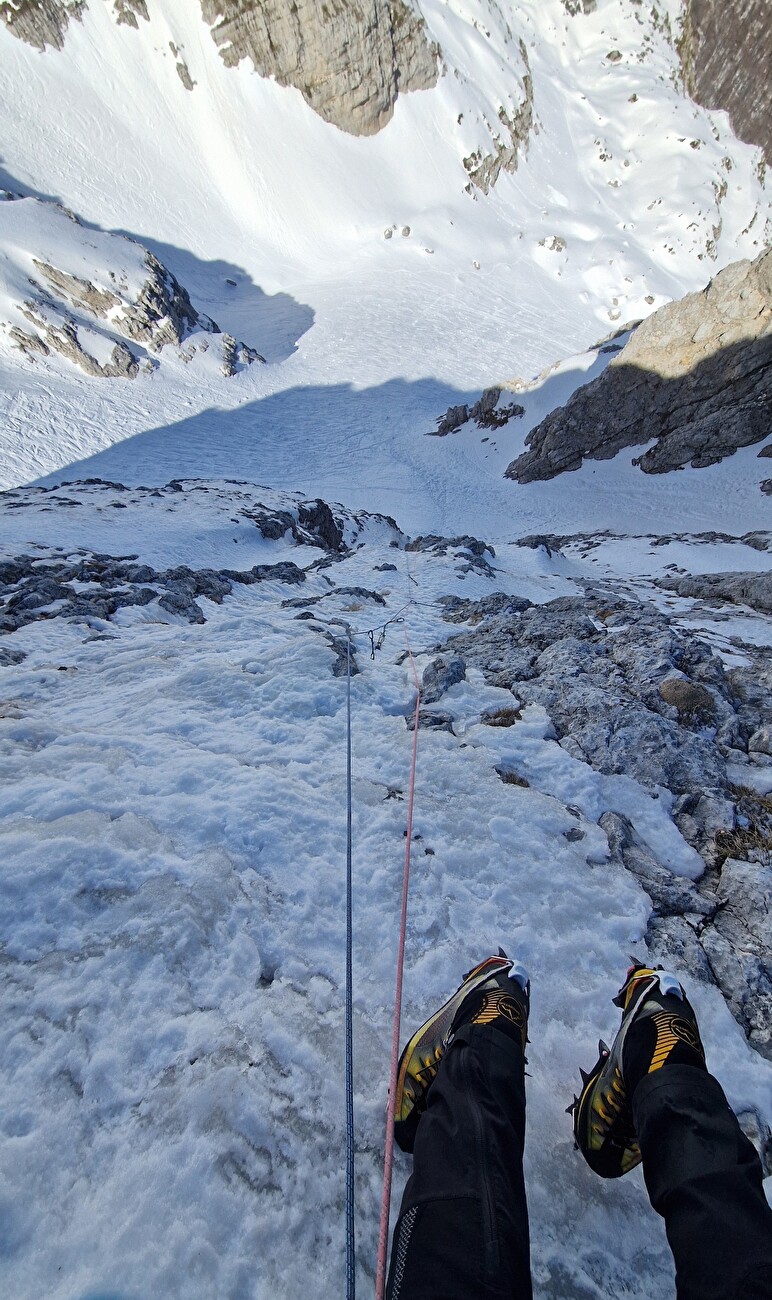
<box><xmin>1</xmin><ymin>483</ymin><xmax>771</xmax><ymax>1299</ymax></box>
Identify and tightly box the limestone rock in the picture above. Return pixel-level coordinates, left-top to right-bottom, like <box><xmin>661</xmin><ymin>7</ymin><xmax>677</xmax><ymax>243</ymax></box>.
<box><xmin>315</xmin><ymin>629</ymin><xmax>359</xmax><ymax>678</ymax></box>
<box><xmin>118</xmin><ymin>252</ymin><xmax>209</xmax><ymax>352</ymax></box>
<box><xmin>114</xmin><ymin>0</ymin><xmax>148</xmax><ymax>27</ymax></box>
<box><xmin>175</xmin><ymin>59</ymin><xmax>195</xmax><ymax>90</ymax></box>
<box><xmin>699</xmin><ymin>857</ymin><xmax>772</xmax><ymax>1059</ymax></box>
<box><xmin>296</xmin><ymin>499</ymin><xmax>345</xmax><ymax>552</ymax></box>
<box><xmin>463</xmin><ymin>41</ymin><xmax>534</xmax><ymax>193</ymax></box>
<box><xmin>506</xmin><ymin>249</ymin><xmax>772</xmax><ymax>483</ymax></box>
<box><xmin>1</xmin><ymin>0</ymin><xmax>149</xmax><ymax>46</ymax></box>
<box><xmin>0</xmin><ymin>0</ymin><xmax>85</xmax><ymax>50</ymax></box>
<box><xmin>436</xmin><ymin>595</ymin><xmax>734</xmax><ymax>796</ymax></box>
<box><xmin>433</xmin><ymin>387</ymin><xmax>525</xmax><ymax>436</ymax></box>
<box><xmin>239</xmin><ymin>497</ymin><xmax>354</xmax><ymax>553</ymax></box>
<box><xmin>12</xmin><ymin>315</ymin><xmax>139</xmax><ymax>378</ymax></box>
<box><xmin>646</xmin><ymin>915</ymin><xmax>717</xmax><ymax>987</ymax></box>
<box><xmin>657</xmin><ymin>570</ymin><xmax>772</xmax><ymax>615</ymax></box>
<box><xmin>406</xmin><ymin>708</ymin><xmax>454</xmax><ymax>733</ymax></box>
<box><xmin>438</xmin><ymin>592</ymin><xmax>532</xmax><ymax>625</ymax></box>
<box><xmin>421</xmin><ymin>654</ymin><xmax>466</xmax><ymax>704</ymax></box>
<box><xmin>599</xmin><ymin>811</ymin><xmax>713</xmax><ymax>916</ymax></box>
<box><xmin>679</xmin><ymin>0</ymin><xmax>772</xmax><ymax>162</ymax></box>
<box><xmin>748</xmin><ymin>725</ymin><xmax>772</xmax><ymax>755</ymax></box>
<box><xmin>406</xmin><ymin>534</ymin><xmax>496</xmax><ymax>578</ymax></box>
<box><xmin>199</xmin><ymin>0</ymin><xmax>439</xmax><ymax>137</ymax></box>
<box><xmin>1</xmin><ymin>194</ymin><xmax>265</xmax><ymax>377</ymax></box>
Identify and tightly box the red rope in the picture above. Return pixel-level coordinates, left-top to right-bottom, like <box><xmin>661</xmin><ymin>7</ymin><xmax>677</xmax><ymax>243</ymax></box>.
<box><xmin>375</xmin><ymin>635</ymin><xmax>421</xmax><ymax>1300</ymax></box>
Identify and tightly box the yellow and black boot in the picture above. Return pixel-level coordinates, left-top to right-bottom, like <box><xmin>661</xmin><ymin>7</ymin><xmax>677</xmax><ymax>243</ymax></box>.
<box><xmin>394</xmin><ymin>950</ymin><xmax>530</xmax><ymax>1153</ymax></box>
<box><xmin>569</xmin><ymin>962</ymin><xmax>706</xmax><ymax>1178</ymax></box>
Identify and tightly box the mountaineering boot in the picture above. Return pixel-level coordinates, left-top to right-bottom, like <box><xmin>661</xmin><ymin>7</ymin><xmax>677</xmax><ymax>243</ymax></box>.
<box><xmin>569</xmin><ymin>961</ymin><xmax>706</xmax><ymax>1178</ymax></box>
<box><xmin>394</xmin><ymin>950</ymin><xmax>530</xmax><ymax>1154</ymax></box>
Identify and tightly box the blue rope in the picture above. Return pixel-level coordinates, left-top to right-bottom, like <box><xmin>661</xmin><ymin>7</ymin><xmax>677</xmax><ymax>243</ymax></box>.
<box><xmin>345</xmin><ymin>629</ymin><xmax>356</xmax><ymax>1299</ymax></box>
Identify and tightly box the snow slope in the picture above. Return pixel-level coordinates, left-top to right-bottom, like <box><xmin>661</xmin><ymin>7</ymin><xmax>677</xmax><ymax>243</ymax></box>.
<box><xmin>10</xmin><ymin>339</ymin><xmax>771</xmax><ymax>543</ymax></box>
<box><xmin>1</xmin><ymin>0</ymin><xmax>770</xmax><ymax>505</ymax></box>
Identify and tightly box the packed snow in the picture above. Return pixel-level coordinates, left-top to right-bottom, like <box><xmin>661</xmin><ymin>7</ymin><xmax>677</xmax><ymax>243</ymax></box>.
<box><xmin>1</xmin><ymin>482</ymin><xmax>771</xmax><ymax>1297</ymax></box>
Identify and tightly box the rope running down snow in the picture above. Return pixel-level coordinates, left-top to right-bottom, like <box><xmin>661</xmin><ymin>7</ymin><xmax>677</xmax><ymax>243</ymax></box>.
<box><xmin>329</xmin><ymin>579</ymin><xmax>430</xmax><ymax>1294</ymax></box>
<box><xmin>375</xmin><ymin>632</ymin><xmax>422</xmax><ymax>1300</ymax></box>
<box><xmin>345</xmin><ymin>628</ymin><xmax>356</xmax><ymax>1300</ymax></box>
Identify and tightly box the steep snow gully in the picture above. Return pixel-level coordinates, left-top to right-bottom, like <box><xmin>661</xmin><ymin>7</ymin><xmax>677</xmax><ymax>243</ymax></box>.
<box><xmin>1</xmin><ymin>0</ymin><xmax>771</xmax><ymax>1296</ymax></box>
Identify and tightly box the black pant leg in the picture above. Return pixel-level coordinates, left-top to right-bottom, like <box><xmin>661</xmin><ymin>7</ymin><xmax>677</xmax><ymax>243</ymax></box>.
<box><xmin>386</xmin><ymin>1023</ymin><xmax>532</xmax><ymax>1300</ymax></box>
<box><xmin>633</xmin><ymin>1064</ymin><xmax>772</xmax><ymax>1300</ymax></box>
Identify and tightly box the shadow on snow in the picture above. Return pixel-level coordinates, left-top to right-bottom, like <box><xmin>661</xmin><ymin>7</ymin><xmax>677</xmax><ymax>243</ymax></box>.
<box><xmin>0</xmin><ymin>159</ymin><xmax>314</xmax><ymax>364</ymax></box>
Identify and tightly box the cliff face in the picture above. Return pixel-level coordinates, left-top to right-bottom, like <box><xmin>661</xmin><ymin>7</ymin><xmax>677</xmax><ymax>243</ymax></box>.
<box><xmin>1</xmin><ymin>0</ymin><xmax>438</xmax><ymax>136</ymax></box>
<box><xmin>199</xmin><ymin>0</ymin><xmax>439</xmax><ymax>136</ymax></box>
<box><xmin>680</xmin><ymin>0</ymin><xmax>771</xmax><ymax>162</ymax></box>
<box><xmin>0</xmin><ymin>0</ymin><xmax>85</xmax><ymax>50</ymax></box>
<box><xmin>506</xmin><ymin>249</ymin><xmax>772</xmax><ymax>483</ymax></box>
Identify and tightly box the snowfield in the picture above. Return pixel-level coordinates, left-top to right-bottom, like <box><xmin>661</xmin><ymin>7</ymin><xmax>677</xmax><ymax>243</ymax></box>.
<box><xmin>1</xmin><ymin>0</ymin><xmax>770</xmax><ymax>494</ymax></box>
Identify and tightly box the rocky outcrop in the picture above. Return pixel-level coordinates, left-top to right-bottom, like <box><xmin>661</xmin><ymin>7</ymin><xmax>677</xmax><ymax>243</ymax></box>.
<box><xmin>0</xmin><ymin>483</ymin><xmax>395</xmax><ymax>641</ymax></box>
<box><xmin>463</xmin><ymin>41</ymin><xmax>535</xmax><ymax>193</ymax></box>
<box><xmin>438</xmin><ymin>592</ymin><xmax>531</xmax><ymax>624</ymax></box>
<box><xmin>405</xmin><ymin>534</ymin><xmax>496</xmax><ymax>577</ymax></box>
<box><xmin>0</xmin><ymin>0</ymin><xmax>145</xmax><ymax>45</ymax></box>
<box><xmin>0</xmin><ymin>0</ymin><xmax>85</xmax><ymax>50</ymax></box>
<box><xmin>599</xmin><ymin>811</ymin><xmax>713</xmax><ymax>919</ymax></box>
<box><xmin>169</xmin><ymin>41</ymin><xmax>195</xmax><ymax>89</ymax></box>
<box><xmin>9</xmin><ymin>317</ymin><xmax>140</xmax><ymax>378</ymax></box>
<box><xmin>421</xmin><ymin>653</ymin><xmax>466</xmax><ymax>704</ymax></box>
<box><xmin>439</xmin><ymin>593</ymin><xmax>739</xmax><ymax>795</ymax></box>
<box><xmin>199</xmin><ymin>0</ymin><xmax>439</xmax><ymax>136</ymax></box>
<box><xmin>657</xmin><ymin>570</ymin><xmax>772</xmax><ymax>615</ymax></box>
<box><xmin>122</xmin><ymin>264</ymin><xmax>191</xmax><ymax>350</ymax></box>
<box><xmin>432</xmin><ymin>387</ymin><xmax>525</xmax><ymax>436</ymax></box>
<box><xmin>114</xmin><ymin>0</ymin><xmax>148</xmax><ymax>27</ymax></box>
<box><xmin>1</xmin><ymin>194</ymin><xmax>265</xmax><ymax>377</ymax></box>
<box><xmin>429</xmin><ymin>585</ymin><xmax>772</xmax><ymax>1059</ymax></box>
<box><xmin>506</xmin><ymin>249</ymin><xmax>772</xmax><ymax>483</ymax></box>
<box><xmin>514</xmin><ymin>527</ymin><xmax>772</xmax><ymax>555</ymax></box>
<box><xmin>606</xmin><ymin>822</ymin><xmax>772</xmax><ymax>1064</ymax></box>
<box><xmin>678</xmin><ymin>0</ymin><xmax>771</xmax><ymax>163</ymax></box>
<box><xmin>0</xmin><ymin>545</ymin><xmax>306</xmax><ymax>635</ymax></box>
<box><xmin>699</xmin><ymin>856</ymin><xmax>772</xmax><ymax>1059</ymax></box>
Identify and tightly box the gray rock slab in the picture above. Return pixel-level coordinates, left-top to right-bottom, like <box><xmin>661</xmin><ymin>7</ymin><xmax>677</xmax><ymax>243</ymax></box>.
<box><xmin>506</xmin><ymin>249</ymin><xmax>772</xmax><ymax>483</ymax></box>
